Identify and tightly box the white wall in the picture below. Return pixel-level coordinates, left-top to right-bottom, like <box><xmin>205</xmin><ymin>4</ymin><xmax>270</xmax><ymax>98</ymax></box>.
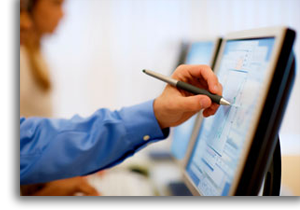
<box><xmin>43</xmin><ymin>0</ymin><xmax>300</xmax><ymax>155</ymax></box>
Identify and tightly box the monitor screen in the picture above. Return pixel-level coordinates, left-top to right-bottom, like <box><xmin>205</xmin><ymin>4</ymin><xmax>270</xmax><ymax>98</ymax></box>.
<box><xmin>186</xmin><ymin>38</ymin><xmax>275</xmax><ymax>196</ymax></box>
<box><xmin>185</xmin><ymin>42</ymin><xmax>215</xmax><ymax>65</ymax></box>
<box><xmin>171</xmin><ymin>41</ymin><xmax>216</xmax><ymax>160</ymax></box>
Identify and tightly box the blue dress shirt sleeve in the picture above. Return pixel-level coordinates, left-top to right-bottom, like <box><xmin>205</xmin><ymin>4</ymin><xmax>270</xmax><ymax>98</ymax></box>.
<box><xmin>20</xmin><ymin>100</ymin><xmax>169</xmax><ymax>185</ymax></box>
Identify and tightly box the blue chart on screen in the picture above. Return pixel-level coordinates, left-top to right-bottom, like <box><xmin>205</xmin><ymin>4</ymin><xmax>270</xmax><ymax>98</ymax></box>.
<box><xmin>186</xmin><ymin>38</ymin><xmax>275</xmax><ymax>196</ymax></box>
<box><xmin>171</xmin><ymin>41</ymin><xmax>214</xmax><ymax>160</ymax></box>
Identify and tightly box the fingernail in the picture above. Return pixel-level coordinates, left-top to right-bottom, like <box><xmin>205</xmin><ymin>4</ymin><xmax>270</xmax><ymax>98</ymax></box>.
<box><xmin>200</xmin><ymin>98</ymin><xmax>210</xmax><ymax>108</ymax></box>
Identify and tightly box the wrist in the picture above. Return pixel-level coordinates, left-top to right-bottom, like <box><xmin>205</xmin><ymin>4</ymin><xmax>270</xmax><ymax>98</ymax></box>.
<box><xmin>153</xmin><ymin>97</ymin><xmax>168</xmax><ymax>129</ymax></box>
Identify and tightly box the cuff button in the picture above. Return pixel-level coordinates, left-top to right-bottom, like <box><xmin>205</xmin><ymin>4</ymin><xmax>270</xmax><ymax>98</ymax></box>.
<box><xmin>143</xmin><ymin>135</ymin><xmax>150</xmax><ymax>141</ymax></box>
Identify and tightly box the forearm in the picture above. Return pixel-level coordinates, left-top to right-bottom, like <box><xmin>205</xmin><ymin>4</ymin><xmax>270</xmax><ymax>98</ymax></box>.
<box><xmin>20</xmin><ymin>100</ymin><xmax>169</xmax><ymax>185</ymax></box>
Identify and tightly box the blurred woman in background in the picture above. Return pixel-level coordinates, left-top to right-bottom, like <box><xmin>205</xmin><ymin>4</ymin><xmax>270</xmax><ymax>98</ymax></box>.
<box><xmin>20</xmin><ymin>0</ymin><xmax>64</xmax><ymax>117</ymax></box>
<box><xmin>20</xmin><ymin>0</ymin><xmax>98</xmax><ymax>196</ymax></box>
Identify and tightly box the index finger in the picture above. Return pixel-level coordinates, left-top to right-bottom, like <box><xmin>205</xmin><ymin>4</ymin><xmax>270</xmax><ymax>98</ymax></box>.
<box><xmin>173</xmin><ymin>65</ymin><xmax>221</xmax><ymax>95</ymax></box>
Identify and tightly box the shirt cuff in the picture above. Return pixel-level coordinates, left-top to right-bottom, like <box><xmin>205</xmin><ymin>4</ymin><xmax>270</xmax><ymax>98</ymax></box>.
<box><xmin>119</xmin><ymin>99</ymin><xmax>169</xmax><ymax>148</ymax></box>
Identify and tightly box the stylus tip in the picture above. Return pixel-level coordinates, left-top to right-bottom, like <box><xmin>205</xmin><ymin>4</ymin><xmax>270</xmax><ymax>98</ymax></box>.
<box><xmin>220</xmin><ymin>98</ymin><xmax>231</xmax><ymax>106</ymax></box>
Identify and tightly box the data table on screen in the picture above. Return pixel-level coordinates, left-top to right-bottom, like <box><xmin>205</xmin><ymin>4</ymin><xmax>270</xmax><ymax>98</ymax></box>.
<box><xmin>187</xmin><ymin>38</ymin><xmax>275</xmax><ymax>196</ymax></box>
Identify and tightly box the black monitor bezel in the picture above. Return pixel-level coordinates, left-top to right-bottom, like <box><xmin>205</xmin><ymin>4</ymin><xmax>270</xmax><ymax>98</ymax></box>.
<box><xmin>235</xmin><ymin>29</ymin><xmax>296</xmax><ymax>195</ymax></box>
<box><xmin>183</xmin><ymin>27</ymin><xmax>296</xmax><ymax>196</ymax></box>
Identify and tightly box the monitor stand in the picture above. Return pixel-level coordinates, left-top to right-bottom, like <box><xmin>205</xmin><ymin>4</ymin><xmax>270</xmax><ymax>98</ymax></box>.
<box><xmin>168</xmin><ymin>181</ymin><xmax>193</xmax><ymax>196</ymax></box>
<box><xmin>262</xmin><ymin>135</ymin><xmax>281</xmax><ymax>196</ymax></box>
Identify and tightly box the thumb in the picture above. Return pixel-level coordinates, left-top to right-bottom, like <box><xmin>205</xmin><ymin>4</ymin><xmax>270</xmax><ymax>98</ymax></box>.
<box><xmin>178</xmin><ymin>95</ymin><xmax>211</xmax><ymax>112</ymax></box>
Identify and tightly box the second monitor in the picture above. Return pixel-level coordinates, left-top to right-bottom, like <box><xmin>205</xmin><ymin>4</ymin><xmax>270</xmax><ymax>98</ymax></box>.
<box><xmin>171</xmin><ymin>38</ymin><xmax>222</xmax><ymax>164</ymax></box>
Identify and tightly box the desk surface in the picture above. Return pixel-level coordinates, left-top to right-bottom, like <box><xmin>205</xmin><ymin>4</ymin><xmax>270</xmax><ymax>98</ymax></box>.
<box><xmin>281</xmin><ymin>155</ymin><xmax>300</xmax><ymax>196</ymax></box>
<box><xmin>87</xmin><ymin>144</ymin><xmax>300</xmax><ymax>196</ymax></box>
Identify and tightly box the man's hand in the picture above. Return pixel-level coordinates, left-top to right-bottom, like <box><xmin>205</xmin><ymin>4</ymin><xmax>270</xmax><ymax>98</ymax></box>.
<box><xmin>33</xmin><ymin>177</ymin><xmax>100</xmax><ymax>196</ymax></box>
<box><xmin>154</xmin><ymin>65</ymin><xmax>223</xmax><ymax>129</ymax></box>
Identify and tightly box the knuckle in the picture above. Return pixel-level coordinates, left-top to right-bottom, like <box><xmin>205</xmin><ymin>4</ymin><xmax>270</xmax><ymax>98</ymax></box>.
<box><xmin>173</xmin><ymin>64</ymin><xmax>187</xmax><ymax>78</ymax></box>
<box><xmin>201</xmin><ymin>65</ymin><xmax>213</xmax><ymax>74</ymax></box>
<box><xmin>176</xmin><ymin>64</ymin><xmax>187</xmax><ymax>73</ymax></box>
<box><xmin>201</xmin><ymin>64</ymin><xmax>211</xmax><ymax>70</ymax></box>
<box><xmin>178</xmin><ymin>64</ymin><xmax>187</xmax><ymax>69</ymax></box>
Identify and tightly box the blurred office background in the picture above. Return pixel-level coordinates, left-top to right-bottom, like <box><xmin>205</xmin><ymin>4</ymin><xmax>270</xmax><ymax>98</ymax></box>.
<box><xmin>41</xmin><ymin>0</ymin><xmax>300</xmax><ymax>195</ymax></box>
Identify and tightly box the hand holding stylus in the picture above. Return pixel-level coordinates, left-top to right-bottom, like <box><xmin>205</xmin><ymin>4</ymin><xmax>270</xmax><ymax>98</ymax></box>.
<box><xmin>151</xmin><ymin>65</ymin><xmax>224</xmax><ymax>129</ymax></box>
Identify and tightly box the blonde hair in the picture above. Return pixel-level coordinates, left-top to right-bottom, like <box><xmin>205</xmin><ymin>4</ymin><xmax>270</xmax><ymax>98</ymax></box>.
<box><xmin>24</xmin><ymin>45</ymin><xmax>52</xmax><ymax>91</ymax></box>
<box><xmin>24</xmin><ymin>3</ymin><xmax>51</xmax><ymax>92</ymax></box>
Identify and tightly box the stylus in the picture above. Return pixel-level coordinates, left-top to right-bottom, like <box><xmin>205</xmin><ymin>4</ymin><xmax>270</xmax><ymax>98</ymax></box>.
<box><xmin>143</xmin><ymin>69</ymin><xmax>231</xmax><ymax>106</ymax></box>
